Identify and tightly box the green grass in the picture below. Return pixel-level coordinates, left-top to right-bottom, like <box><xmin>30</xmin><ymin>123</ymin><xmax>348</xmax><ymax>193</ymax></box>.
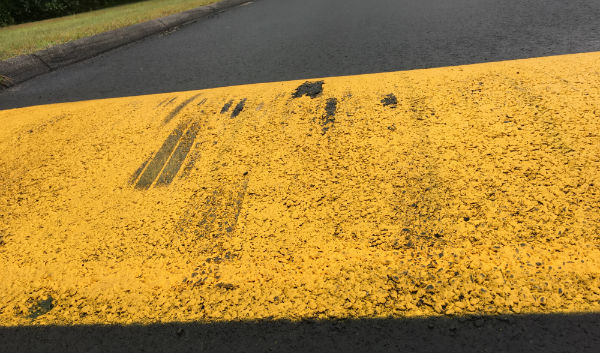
<box><xmin>0</xmin><ymin>0</ymin><xmax>218</xmax><ymax>60</ymax></box>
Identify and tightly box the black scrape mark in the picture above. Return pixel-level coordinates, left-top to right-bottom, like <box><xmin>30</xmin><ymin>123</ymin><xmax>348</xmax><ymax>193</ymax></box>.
<box><xmin>164</xmin><ymin>94</ymin><xmax>201</xmax><ymax>124</ymax></box>
<box><xmin>28</xmin><ymin>296</ymin><xmax>54</xmax><ymax>319</ymax></box>
<box><xmin>381</xmin><ymin>93</ymin><xmax>398</xmax><ymax>107</ymax></box>
<box><xmin>321</xmin><ymin>98</ymin><xmax>337</xmax><ymax>134</ymax></box>
<box><xmin>128</xmin><ymin>154</ymin><xmax>152</xmax><ymax>185</ymax></box>
<box><xmin>197</xmin><ymin>98</ymin><xmax>207</xmax><ymax>106</ymax></box>
<box><xmin>221</xmin><ymin>100</ymin><xmax>234</xmax><ymax>114</ymax></box>
<box><xmin>156</xmin><ymin>122</ymin><xmax>201</xmax><ymax>186</ymax></box>
<box><xmin>231</xmin><ymin>98</ymin><xmax>247</xmax><ymax>118</ymax></box>
<box><xmin>135</xmin><ymin>121</ymin><xmax>189</xmax><ymax>189</ymax></box>
<box><xmin>292</xmin><ymin>81</ymin><xmax>324</xmax><ymax>99</ymax></box>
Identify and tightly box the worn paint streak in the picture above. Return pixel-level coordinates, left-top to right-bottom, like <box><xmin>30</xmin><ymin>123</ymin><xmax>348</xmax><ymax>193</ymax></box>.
<box><xmin>1</xmin><ymin>52</ymin><xmax>600</xmax><ymax>326</ymax></box>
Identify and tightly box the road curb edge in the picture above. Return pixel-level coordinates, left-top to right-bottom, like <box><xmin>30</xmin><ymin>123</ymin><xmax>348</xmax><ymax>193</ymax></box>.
<box><xmin>0</xmin><ymin>0</ymin><xmax>253</xmax><ymax>89</ymax></box>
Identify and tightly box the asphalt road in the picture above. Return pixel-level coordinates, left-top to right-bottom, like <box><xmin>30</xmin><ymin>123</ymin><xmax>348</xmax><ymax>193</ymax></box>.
<box><xmin>1</xmin><ymin>0</ymin><xmax>600</xmax><ymax>110</ymax></box>
<box><xmin>3</xmin><ymin>314</ymin><xmax>599</xmax><ymax>353</ymax></box>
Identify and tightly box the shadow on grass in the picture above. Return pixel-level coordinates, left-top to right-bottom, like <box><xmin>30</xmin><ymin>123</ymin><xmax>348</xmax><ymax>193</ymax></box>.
<box><xmin>1</xmin><ymin>313</ymin><xmax>599</xmax><ymax>352</ymax></box>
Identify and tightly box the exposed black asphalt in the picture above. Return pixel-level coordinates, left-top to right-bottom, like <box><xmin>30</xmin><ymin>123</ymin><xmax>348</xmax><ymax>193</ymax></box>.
<box><xmin>1</xmin><ymin>0</ymin><xmax>600</xmax><ymax>110</ymax></box>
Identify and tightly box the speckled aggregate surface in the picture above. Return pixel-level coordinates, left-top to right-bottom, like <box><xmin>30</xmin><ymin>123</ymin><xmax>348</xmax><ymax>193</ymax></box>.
<box><xmin>0</xmin><ymin>52</ymin><xmax>599</xmax><ymax>328</ymax></box>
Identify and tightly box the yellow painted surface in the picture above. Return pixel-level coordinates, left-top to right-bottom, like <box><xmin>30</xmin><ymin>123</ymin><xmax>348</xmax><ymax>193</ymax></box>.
<box><xmin>1</xmin><ymin>52</ymin><xmax>599</xmax><ymax>326</ymax></box>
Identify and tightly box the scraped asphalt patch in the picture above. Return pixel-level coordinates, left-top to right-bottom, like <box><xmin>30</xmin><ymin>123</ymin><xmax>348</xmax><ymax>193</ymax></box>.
<box><xmin>292</xmin><ymin>80</ymin><xmax>324</xmax><ymax>98</ymax></box>
<box><xmin>27</xmin><ymin>296</ymin><xmax>55</xmax><ymax>320</ymax></box>
<box><xmin>381</xmin><ymin>93</ymin><xmax>398</xmax><ymax>108</ymax></box>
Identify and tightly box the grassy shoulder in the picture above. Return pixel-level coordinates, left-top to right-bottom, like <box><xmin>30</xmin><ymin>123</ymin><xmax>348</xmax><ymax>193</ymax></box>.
<box><xmin>0</xmin><ymin>0</ymin><xmax>218</xmax><ymax>61</ymax></box>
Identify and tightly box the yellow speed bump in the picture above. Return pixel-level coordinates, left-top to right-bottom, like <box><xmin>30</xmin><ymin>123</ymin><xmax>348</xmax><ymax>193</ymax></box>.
<box><xmin>0</xmin><ymin>52</ymin><xmax>599</xmax><ymax>326</ymax></box>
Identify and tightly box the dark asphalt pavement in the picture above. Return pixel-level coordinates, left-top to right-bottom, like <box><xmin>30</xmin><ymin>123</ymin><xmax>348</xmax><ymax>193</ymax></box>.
<box><xmin>2</xmin><ymin>314</ymin><xmax>600</xmax><ymax>353</ymax></box>
<box><xmin>1</xmin><ymin>0</ymin><xmax>600</xmax><ymax>110</ymax></box>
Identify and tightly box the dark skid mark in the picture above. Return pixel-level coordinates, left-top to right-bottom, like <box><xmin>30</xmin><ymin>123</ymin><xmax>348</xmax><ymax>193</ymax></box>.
<box><xmin>321</xmin><ymin>97</ymin><xmax>337</xmax><ymax>135</ymax></box>
<box><xmin>197</xmin><ymin>98</ymin><xmax>208</xmax><ymax>106</ymax></box>
<box><xmin>220</xmin><ymin>100</ymin><xmax>234</xmax><ymax>114</ymax></box>
<box><xmin>135</xmin><ymin>121</ymin><xmax>189</xmax><ymax>189</ymax></box>
<box><xmin>231</xmin><ymin>98</ymin><xmax>247</xmax><ymax>118</ymax></box>
<box><xmin>292</xmin><ymin>81</ymin><xmax>324</xmax><ymax>99</ymax></box>
<box><xmin>128</xmin><ymin>154</ymin><xmax>152</xmax><ymax>185</ymax></box>
<box><xmin>164</xmin><ymin>94</ymin><xmax>201</xmax><ymax>124</ymax></box>
<box><xmin>381</xmin><ymin>93</ymin><xmax>398</xmax><ymax>107</ymax></box>
<box><xmin>155</xmin><ymin>122</ymin><xmax>201</xmax><ymax>186</ymax></box>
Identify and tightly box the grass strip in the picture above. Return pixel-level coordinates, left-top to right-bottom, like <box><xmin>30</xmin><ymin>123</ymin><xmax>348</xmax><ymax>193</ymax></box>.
<box><xmin>0</xmin><ymin>0</ymin><xmax>218</xmax><ymax>60</ymax></box>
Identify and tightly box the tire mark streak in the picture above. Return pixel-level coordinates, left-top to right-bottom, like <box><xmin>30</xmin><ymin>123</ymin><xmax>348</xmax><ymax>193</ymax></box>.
<box><xmin>128</xmin><ymin>154</ymin><xmax>152</xmax><ymax>185</ymax></box>
<box><xmin>135</xmin><ymin>121</ymin><xmax>189</xmax><ymax>189</ymax></box>
<box><xmin>155</xmin><ymin>122</ymin><xmax>201</xmax><ymax>186</ymax></box>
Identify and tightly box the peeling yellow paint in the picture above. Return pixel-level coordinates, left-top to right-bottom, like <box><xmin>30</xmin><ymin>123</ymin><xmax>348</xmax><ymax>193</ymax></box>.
<box><xmin>1</xmin><ymin>52</ymin><xmax>600</xmax><ymax>326</ymax></box>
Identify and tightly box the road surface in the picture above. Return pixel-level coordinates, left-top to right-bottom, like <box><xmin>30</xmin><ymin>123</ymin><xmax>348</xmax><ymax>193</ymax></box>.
<box><xmin>1</xmin><ymin>0</ymin><xmax>600</xmax><ymax>109</ymax></box>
